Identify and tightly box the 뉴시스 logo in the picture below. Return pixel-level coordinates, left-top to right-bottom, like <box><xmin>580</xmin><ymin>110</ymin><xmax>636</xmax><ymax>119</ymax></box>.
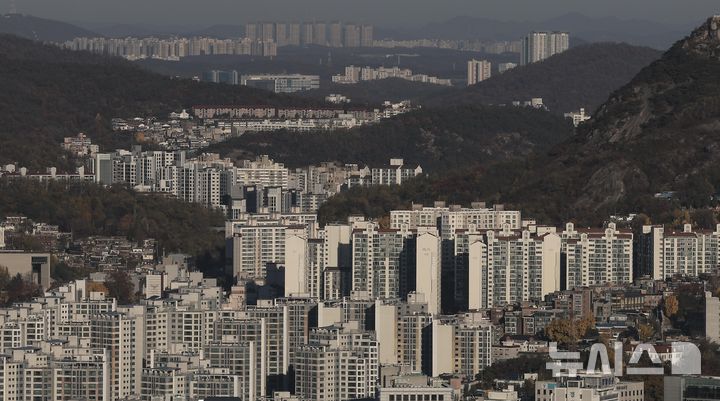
<box><xmin>546</xmin><ymin>341</ymin><xmax>701</xmax><ymax>377</ymax></box>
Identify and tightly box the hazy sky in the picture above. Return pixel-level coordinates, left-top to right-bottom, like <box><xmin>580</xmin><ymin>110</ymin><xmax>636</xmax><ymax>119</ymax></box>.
<box><xmin>2</xmin><ymin>0</ymin><xmax>718</xmax><ymax>26</ymax></box>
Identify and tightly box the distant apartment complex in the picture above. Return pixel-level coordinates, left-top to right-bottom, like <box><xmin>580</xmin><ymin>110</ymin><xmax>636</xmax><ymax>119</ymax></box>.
<box><xmin>246</xmin><ymin>21</ymin><xmax>374</xmax><ymax>47</ymax></box>
<box><xmin>373</xmin><ymin>39</ymin><xmax>522</xmax><ymax>54</ymax></box>
<box><xmin>59</xmin><ymin>36</ymin><xmax>278</xmax><ymax>60</ymax></box>
<box><xmin>90</xmin><ymin>151</ymin><xmax>423</xmax><ymax>215</ymax></box>
<box><xmin>240</xmin><ymin>74</ymin><xmax>321</xmax><ymax>93</ymax></box>
<box><xmin>332</xmin><ymin>66</ymin><xmax>452</xmax><ymax>86</ymax></box>
<box><xmin>196</xmin><ymin>72</ymin><xmax>324</xmax><ymax>93</ymax></box>
<box><xmin>467</xmin><ymin>59</ymin><xmax>492</xmax><ymax>85</ymax></box>
<box><xmin>520</xmin><ymin>31</ymin><xmax>570</xmax><ymax>65</ymax></box>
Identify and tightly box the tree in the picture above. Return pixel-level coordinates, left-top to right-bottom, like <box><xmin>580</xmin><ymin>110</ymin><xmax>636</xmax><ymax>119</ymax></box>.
<box><xmin>0</xmin><ymin>266</ymin><xmax>10</xmax><ymax>290</ymax></box>
<box><xmin>545</xmin><ymin>319</ymin><xmax>579</xmax><ymax>346</ymax></box>
<box><xmin>105</xmin><ymin>270</ymin><xmax>136</xmax><ymax>304</ymax></box>
<box><xmin>691</xmin><ymin>209</ymin><xmax>718</xmax><ymax>229</ymax></box>
<box><xmin>679</xmin><ymin>176</ymin><xmax>715</xmax><ymax>208</ymax></box>
<box><xmin>5</xmin><ymin>274</ymin><xmax>41</xmax><ymax>305</ymax></box>
<box><xmin>664</xmin><ymin>295</ymin><xmax>679</xmax><ymax>317</ymax></box>
<box><xmin>638</xmin><ymin>323</ymin><xmax>655</xmax><ymax>341</ymax></box>
<box><xmin>51</xmin><ymin>260</ymin><xmax>90</xmax><ymax>284</ymax></box>
<box><xmin>576</xmin><ymin>314</ymin><xmax>596</xmax><ymax>337</ymax></box>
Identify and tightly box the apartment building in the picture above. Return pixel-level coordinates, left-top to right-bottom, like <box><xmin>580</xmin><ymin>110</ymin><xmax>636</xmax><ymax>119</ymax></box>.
<box><xmin>561</xmin><ymin>222</ymin><xmax>634</xmax><ymax>289</ymax></box>
<box><xmin>390</xmin><ymin>203</ymin><xmax>522</xmax><ymax>237</ymax></box>
<box><xmin>375</xmin><ymin>295</ymin><xmax>432</xmax><ymax>371</ymax></box>
<box><xmin>467</xmin><ymin>59</ymin><xmax>492</xmax><ymax>85</ymax></box>
<box><xmin>236</xmin><ymin>155</ymin><xmax>290</xmax><ymax>188</ymax></box>
<box><xmin>469</xmin><ymin>228</ymin><xmax>562</xmax><ymax>308</ymax></box>
<box><xmin>536</xmin><ymin>372</ymin><xmax>643</xmax><ymax>401</ymax></box>
<box><xmin>91</xmin><ymin>308</ymin><xmax>145</xmax><ymax>400</ymax></box>
<box><xmin>520</xmin><ymin>31</ymin><xmax>570</xmax><ymax>65</ymax></box>
<box><xmin>431</xmin><ymin>313</ymin><xmax>493</xmax><ymax>377</ymax></box>
<box><xmin>227</xmin><ymin>223</ymin><xmax>288</xmax><ymax>280</ymax></box>
<box><xmin>240</xmin><ymin>74</ymin><xmax>320</xmax><ymax>93</ymax></box>
<box><xmin>294</xmin><ymin>323</ymin><xmax>378</xmax><ymax>401</ymax></box>
<box><xmin>638</xmin><ymin>224</ymin><xmax>720</xmax><ymax>279</ymax></box>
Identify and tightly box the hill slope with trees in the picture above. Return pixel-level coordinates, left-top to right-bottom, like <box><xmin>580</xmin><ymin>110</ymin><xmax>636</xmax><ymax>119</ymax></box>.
<box><xmin>319</xmin><ymin>17</ymin><xmax>720</xmax><ymax>225</ymax></box>
<box><xmin>426</xmin><ymin>43</ymin><xmax>661</xmax><ymax>115</ymax></box>
<box><xmin>0</xmin><ymin>179</ymin><xmax>226</xmax><ymax>259</ymax></box>
<box><xmin>0</xmin><ymin>34</ymin><xmax>319</xmax><ymax>170</ymax></box>
<box><xmin>205</xmin><ymin>104</ymin><xmax>574</xmax><ymax>171</ymax></box>
<box><xmin>0</xmin><ymin>14</ymin><xmax>98</xmax><ymax>42</ymax></box>
<box><xmin>500</xmin><ymin>16</ymin><xmax>720</xmax><ymax>222</ymax></box>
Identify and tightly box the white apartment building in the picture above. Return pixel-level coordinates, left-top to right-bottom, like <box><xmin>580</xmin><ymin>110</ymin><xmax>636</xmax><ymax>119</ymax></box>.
<box><xmin>416</xmin><ymin>230</ymin><xmax>442</xmax><ymax>315</ymax></box>
<box><xmin>467</xmin><ymin>59</ymin><xmax>492</xmax><ymax>85</ymax></box>
<box><xmin>371</xmin><ymin>159</ymin><xmax>423</xmax><ymax>186</ymax></box>
<box><xmin>451</xmin><ymin>230</ymin><xmax>483</xmax><ymax>310</ymax></box>
<box><xmin>0</xmin><ymin>342</ymin><xmax>110</xmax><ymax>401</ymax></box>
<box><xmin>284</xmin><ymin>228</ymin><xmax>324</xmax><ymax>298</ymax></box>
<box><xmin>521</xmin><ymin>31</ymin><xmax>570</xmax><ymax>65</ymax></box>
<box><xmin>332</xmin><ymin>66</ymin><xmax>451</xmax><ymax>86</ymax></box>
<box><xmin>97</xmin><ymin>149</ymin><xmax>232</xmax><ymax>208</ymax></box>
<box><xmin>240</xmin><ymin>74</ymin><xmax>320</xmax><ymax>93</ymax></box>
<box><xmin>204</xmin><ymin>342</ymin><xmax>262</xmax><ymax>401</ymax></box>
<box><xmin>640</xmin><ymin>224</ymin><xmax>720</xmax><ymax>279</ymax></box>
<box><xmin>468</xmin><ymin>228</ymin><xmax>562</xmax><ymax>308</ymax></box>
<box><xmin>536</xmin><ymin>372</ymin><xmax>643</xmax><ymax>401</ymax></box>
<box><xmin>561</xmin><ymin>222</ymin><xmax>634</xmax><ymax>289</ymax></box>
<box><xmin>227</xmin><ymin>223</ymin><xmax>288</xmax><ymax>280</ymax></box>
<box><xmin>352</xmin><ymin>224</ymin><xmax>413</xmax><ymax>300</ymax></box>
<box><xmin>141</xmin><ymin>368</ymin><xmax>187</xmax><ymax>401</ymax></box>
<box><xmin>564</xmin><ymin>108</ymin><xmax>591</xmax><ymax>127</ymax></box>
<box><xmin>236</xmin><ymin>155</ymin><xmax>290</xmax><ymax>188</ymax></box>
<box><xmin>390</xmin><ymin>203</ymin><xmax>522</xmax><ymax>238</ymax></box>
<box><xmin>91</xmin><ymin>308</ymin><xmax>145</xmax><ymax>400</ymax></box>
<box><xmin>188</xmin><ymin>372</ymin><xmax>246</xmax><ymax>399</ymax></box>
<box><xmin>431</xmin><ymin>313</ymin><xmax>493</xmax><ymax>377</ymax></box>
<box><xmin>375</xmin><ymin>295</ymin><xmax>432</xmax><ymax>371</ymax></box>
<box><xmin>239</xmin><ymin>304</ymin><xmax>288</xmax><ymax>380</ymax></box>
<box><xmin>294</xmin><ymin>323</ymin><xmax>378</xmax><ymax>401</ymax></box>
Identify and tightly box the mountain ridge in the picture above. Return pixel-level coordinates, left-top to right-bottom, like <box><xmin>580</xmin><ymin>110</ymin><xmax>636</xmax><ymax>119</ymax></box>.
<box><xmin>318</xmin><ymin>16</ymin><xmax>720</xmax><ymax>225</ymax></box>
<box><xmin>397</xmin><ymin>13</ymin><xmax>693</xmax><ymax>49</ymax></box>
<box><xmin>0</xmin><ymin>14</ymin><xmax>99</xmax><ymax>41</ymax></box>
<box><xmin>424</xmin><ymin>42</ymin><xmax>662</xmax><ymax>115</ymax></box>
<box><xmin>0</xmin><ymin>33</ymin><xmax>320</xmax><ymax>170</ymax></box>
<box><xmin>500</xmin><ymin>15</ymin><xmax>720</xmax><ymax>221</ymax></box>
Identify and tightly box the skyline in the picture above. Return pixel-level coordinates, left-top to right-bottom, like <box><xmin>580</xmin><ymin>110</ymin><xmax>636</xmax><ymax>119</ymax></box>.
<box><xmin>0</xmin><ymin>0</ymin><xmax>717</xmax><ymax>27</ymax></box>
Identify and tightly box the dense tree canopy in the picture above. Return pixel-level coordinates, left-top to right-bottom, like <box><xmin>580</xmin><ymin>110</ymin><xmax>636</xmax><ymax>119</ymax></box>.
<box><xmin>0</xmin><ymin>34</ymin><xmax>320</xmax><ymax>170</ymax></box>
<box><xmin>0</xmin><ymin>179</ymin><xmax>225</xmax><ymax>257</ymax></box>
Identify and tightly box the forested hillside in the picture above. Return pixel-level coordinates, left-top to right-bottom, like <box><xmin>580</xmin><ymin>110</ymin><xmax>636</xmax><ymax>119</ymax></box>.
<box><xmin>0</xmin><ymin>34</ymin><xmax>319</xmax><ymax>170</ymax></box>
<box><xmin>320</xmin><ymin>17</ymin><xmax>720</xmax><ymax>226</ymax></box>
<box><xmin>0</xmin><ymin>179</ymin><xmax>225</xmax><ymax>258</ymax></box>
<box><xmin>205</xmin><ymin>105</ymin><xmax>574</xmax><ymax>171</ymax></box>
<box><xmin>426</xmin><ymin>43</ymin><xmax>661</xmax><ymax>114</ymax></box>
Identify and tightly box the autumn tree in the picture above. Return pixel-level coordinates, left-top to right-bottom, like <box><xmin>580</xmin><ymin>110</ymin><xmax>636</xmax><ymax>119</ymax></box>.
<box><xmin>638</xmin><ymin>323</ymin><xmax>655</xmax><ymax>341</ymax></box>
<box><xmin>576</xmin><ymin>314</ymin><xmax>596</xmax><ymax>337</ymax></box>
<box><xmin>545</xmin><ymin>319</ymin><xmax>579</xmax><ymax>346</ymax></box>
<box><xmin>105</xmin><ymin>270</ymin><xmax>136</xmax><ymax>304</ymax></box>
<box><xmin>664</xmin><ymin>295</ymin><xmax>679</xmax><ymax>317</ymax></box>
